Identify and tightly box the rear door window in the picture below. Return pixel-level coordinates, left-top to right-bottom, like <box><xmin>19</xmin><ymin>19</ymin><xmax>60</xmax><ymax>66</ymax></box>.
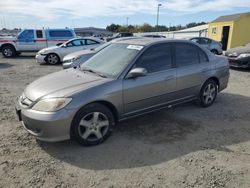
<box><xmin>135</xmin><ymin>43</ymin><xmax>172</xmax><ymax>73</ymax></box>
<box><xmin>175</xmin><ymin>43</ymin><xmax>199</xmax><ymax>67</ymax></box>
<box><xmin>36</xmin><ymin>30</ymin><xmax>43</xmax><ymax>38</ymax></box>
<box><xmin>86</xmin><ymin>39</ymin><xmax>99</xmax><ymax>45</ymax></box>
<box><xmin>67</xmin><ymin>39</ymin><xmax>85</xmax><ymax>47</ymax></box>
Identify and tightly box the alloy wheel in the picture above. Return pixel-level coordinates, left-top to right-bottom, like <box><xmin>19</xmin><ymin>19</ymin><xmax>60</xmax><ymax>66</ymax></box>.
<box><xmin>3</xmin><ymin>48</ymin><xmax>13</xmax><ymax>57</ymax></box>
<box><xmin>47</xmin><ymin>54</ymin><xmax>59</xmax><ymax>64</ymax></box>
<box><xmin>78</xmin><ymin>112</ymin><xmax>109</xmax><ymax>142</ymax></box>
<box><xmin>203</xmin><ymin>83</ymin><xmax>216</xmax><ymax>105</ymax></box>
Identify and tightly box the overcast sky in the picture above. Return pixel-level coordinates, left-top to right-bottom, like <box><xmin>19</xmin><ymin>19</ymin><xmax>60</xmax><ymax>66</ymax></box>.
<box><xmin>0</xmin><ymin>0</ymin><xmax>250</xmax><ymax>29</ymax></box>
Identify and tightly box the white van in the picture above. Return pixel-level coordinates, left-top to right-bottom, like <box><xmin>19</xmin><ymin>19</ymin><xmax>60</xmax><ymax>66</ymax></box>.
<box><xmin>0</xmin><ymin>28</ymin><xmax>76</xmax><ymax>57</ymax></box>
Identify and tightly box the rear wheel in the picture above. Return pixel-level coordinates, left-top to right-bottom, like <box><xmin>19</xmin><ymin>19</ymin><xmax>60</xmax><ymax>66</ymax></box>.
<box><xmin>199</xmin><ymin>79</ymin><xmax>218</xmax><ymax>107</ymax></box>
<box><xmin>71</xmin><ymin>103</ymin><xmax>115</xmax><ymax>146</ymax></box>
<box><xmin>45</xmin><ymin>53</ymin><xmax>60</xmax><ymax>65</ymax></box>
<box><xmin>2</xmin><ymin>45</ymin><xmax>16</xmax><ymax>58</ymax></box>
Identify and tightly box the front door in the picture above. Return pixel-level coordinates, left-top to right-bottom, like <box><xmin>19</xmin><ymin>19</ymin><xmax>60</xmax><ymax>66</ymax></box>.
<box><xmin>122</xmin><ymin>43</ymin><xmax>176</xmax><ymax>115</ymax></box>
<box><xmin>62</xmin><ymin>39</ymin><xmax>87</xmax><ymax>57</ymax></box>
<box><xmin>16</xmin><ymin>30</ymin><xmax>36</xmax><ymax>51</ymax></box>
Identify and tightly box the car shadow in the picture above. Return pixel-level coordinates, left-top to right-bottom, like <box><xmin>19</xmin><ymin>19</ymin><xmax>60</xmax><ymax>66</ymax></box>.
<box><xmin>230</xmin><ymin>67</ymin><xmax>250</xmax><ymax>72</ymax></box>
<box><xmin>39</xmin><ymin>92</ymin><xmax>250</xmax><ymax>170</ymax></box>
<box><xmin>0</xmin><ymin>63</ymin><xmax>13</xmax><ymax>69</ymax></box>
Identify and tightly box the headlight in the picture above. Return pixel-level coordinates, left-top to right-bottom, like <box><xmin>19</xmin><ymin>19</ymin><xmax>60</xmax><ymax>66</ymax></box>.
<box><xmin>32</xmin><ymin>98</ymin><xmax>72</xmax><ymax>112</ymax></box>
<box><xmin>238</xmin><ymin>53</ymin><xmax>250</xmax><ymax>58</ymax></box>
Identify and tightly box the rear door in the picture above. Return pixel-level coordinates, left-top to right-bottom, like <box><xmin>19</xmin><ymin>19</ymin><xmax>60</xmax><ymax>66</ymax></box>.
<box><xmin>35</xmin><ymin>30</ymin><xmax>47</xmax><ymax>50</ymax></box>
<box><xmin>122</xmin><ymin>43</ymin><xmax>176</xmax><ymax>115</ymax></box>
<box><xmin>174</xmin><ymin>42</ymin><xmax>211</xmax><ymax>98</ymax></box>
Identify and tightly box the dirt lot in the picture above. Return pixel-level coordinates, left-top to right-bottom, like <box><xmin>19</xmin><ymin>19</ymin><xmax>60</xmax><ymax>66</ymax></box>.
<box><xmin>0</xmin><ymin>54</ymin><xmax>250</xmax><ymax>188</ymax></box>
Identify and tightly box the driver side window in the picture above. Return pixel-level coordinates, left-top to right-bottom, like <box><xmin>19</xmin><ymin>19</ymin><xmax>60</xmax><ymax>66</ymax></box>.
<box><xmin>135</xmin><ymin>43</ymin><xmax>172</xmax><ymax>73</ymax></box>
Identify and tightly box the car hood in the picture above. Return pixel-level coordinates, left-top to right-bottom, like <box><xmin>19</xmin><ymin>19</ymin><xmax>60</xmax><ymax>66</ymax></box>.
<box><xmin>38</xmin><ymin>46</ymin><xmax>59</xmax><ymax>54</ymax></box>
<box><xmin>225</xmin><ymin>44</ymin><xmax>250</xmax><ymax>56</ymax></box>
<box><xmin>63</xmin><ymin>49</ymin><xmax>95</xmax><ymax>61</ymax></box>
<box><xmin>0</xmin><ymin>36</ymin><xmax>16</xmax><ymax>40</ymax></box>
<box><xmin>24</xmin><ymin>68</ymin><xmax>108</xmax><ymax>101</ymax></box>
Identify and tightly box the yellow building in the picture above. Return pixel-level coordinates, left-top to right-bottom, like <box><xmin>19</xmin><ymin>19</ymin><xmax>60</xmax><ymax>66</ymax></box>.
<box><xmin>208</xmin><ymin>12</ymin><xmax>250</xmax><ymax>50</ymax></box>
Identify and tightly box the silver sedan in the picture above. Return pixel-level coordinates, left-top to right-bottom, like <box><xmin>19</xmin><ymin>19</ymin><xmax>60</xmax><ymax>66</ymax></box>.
<box><xmin>16</xmin><ymin>38</ymin><xmax>229</xmax><ymax>146</ymax></box>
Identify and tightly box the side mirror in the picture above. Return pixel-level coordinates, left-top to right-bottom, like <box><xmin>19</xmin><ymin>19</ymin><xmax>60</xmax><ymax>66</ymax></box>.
<box><xmin>127</xmin><ymin>68</ymin><xmax>147</xmax><ymax>79</ymax></box>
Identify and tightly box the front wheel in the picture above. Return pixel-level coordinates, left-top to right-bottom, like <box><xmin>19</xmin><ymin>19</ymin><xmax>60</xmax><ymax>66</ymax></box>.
<box><xmin>71</xmin><ymin>103</ymin><xmax>115</xmax><ymax>146</ymax></box>
<box><xmin>2</xmin><ymin>45</ymin><xmax>16</xmax><ymax>58</ymax></box>
<box><xmin>199</xmin><ymin>80</ymin><xmax>218</xmax><ymax>107</ymax></box>
<box><xmin>45</xmin><ymin>53</ymin><xmax>60</xmax><ymax>65</ymax></box>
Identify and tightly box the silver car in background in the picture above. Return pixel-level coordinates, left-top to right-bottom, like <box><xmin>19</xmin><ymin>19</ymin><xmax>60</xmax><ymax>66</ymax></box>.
<box><xmin>62</xmin><ymin>42</ymin><xmax>110</xmax><ymax>69</ymax></box>
<box><xmin>62</xmin><ymin>37</ymin><xmax>141</xmax><ymax>69</ymax></box>
<box><xmin>189</xmin><ymin>37</ymin><xmax>223</xmax><ymax>55</ymax></box>
<box><xmin>16</xmin><ymin>38</ymin><xmax>229</xmax><ymax>146</ymax></box>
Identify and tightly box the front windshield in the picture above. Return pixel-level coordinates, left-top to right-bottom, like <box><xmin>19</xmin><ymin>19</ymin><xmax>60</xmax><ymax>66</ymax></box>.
<box><xmin>94</xmin><ymin>42</ymin><xmax>110</xmax><ymax>52</ymax></box>
<box><xmin>81</xmin><ymin>43</ymin><xmax>143</xmax><ymax>77</ymax></box>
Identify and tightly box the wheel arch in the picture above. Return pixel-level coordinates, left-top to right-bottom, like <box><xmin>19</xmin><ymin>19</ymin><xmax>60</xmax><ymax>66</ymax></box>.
<box><xmin>1</xmin><ymin>43</ymin><xmax>16</xmax><ymax>51</ymax></box>
<box><xmin>208</xmin><ymin>77</ymin><xmax>220</xmax><ymax>87</ymax></box>
<box><xmin>202</xmin><ymin>77</ymin><xmax>220</xmax><ymax>92</ymax></box>
<box><xmin>72</xmin><ymin>100</ymin><xmax>119</xmax><ymax>125</ymax></box>
<box><xmin>69</xmin><ymin>100</ymin><xmax>119</xmax><ymax>140</ymax></box>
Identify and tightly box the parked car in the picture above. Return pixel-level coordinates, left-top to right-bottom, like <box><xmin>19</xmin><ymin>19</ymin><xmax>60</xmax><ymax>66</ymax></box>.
<box><xmin>36</xmin><ymin>37</ymin><xmax>104</xmax><ymax>65</ymax></box>
<box><xmin>106</xmin><ymin>32</ymin><xmax>133</xmax><ymax>42</ymax></box>
<box><xmin>224</xmin><ymin>43</ymin><xmax>250</xmax><ymax>68</ymax></box>
<box><xmin>62</xmin><ymin>37</ymin><xmax>141</xmax><ymax>69</ymax></box>
<box><xmin>142</xmin><ymin>34</ymin><xmax>166</xmax><ymax>38</ymax></box>
<box><xmin>16</xmin><ymin>38</ymin><xmax>229</xmax><ymax>146</ymax></box>
<box><xmin>62</xmin><ymin>42</ymin><xmax>110</xmax><ymax>69</ymax></box>
<box><xmin>189</xmin><ymin>37</ymin><xmax>223</xmax><ymax>55</ymax></box>
<box><xmin>0</xmin><ymin>28</ymin><xmax>76</xmax><ymax>57</ymax></box>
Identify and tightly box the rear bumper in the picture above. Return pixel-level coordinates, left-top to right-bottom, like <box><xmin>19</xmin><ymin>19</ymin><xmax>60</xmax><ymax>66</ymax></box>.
<box><xmin>228</xmin><ymin>58</ymin><xmax>250</xmax><ymax>68</ymax></box>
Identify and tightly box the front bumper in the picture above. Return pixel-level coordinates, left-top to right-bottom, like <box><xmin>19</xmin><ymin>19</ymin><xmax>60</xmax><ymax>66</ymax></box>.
<box><xmin>62</xmin><ymin>61</ymin><xmax>73</xmax><ymax>69</ymax></box>
<box><xmin>35</xmin><ymin>54</ymin><xmax>47</xmax><ymax>64</ymax></box>
<box><xmin>228</xmin><ymin>58</ymin><xmax>250</xmax><ymax>68</ymax></box>
<box><xmin>15</xmin><ymin>103</ymin><xmax>76</xmax><ymax>142</ymax></box>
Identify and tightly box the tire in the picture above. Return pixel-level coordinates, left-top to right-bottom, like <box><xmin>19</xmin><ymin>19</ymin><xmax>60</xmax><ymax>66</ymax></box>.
<box><xmin>71</xmin><ymin>103</ymin><xmax>115</xmax><ymax>146</ymax></box>
<box><xmin>211</xmin><ymin>49</ymin><xmax>218</xmax><ymax>55</ymax></box>
<box><xmin>199</xmin><ymin>79</ymin><xmax>218</xmax><ymax>107</ymax></box>
<box><xmin>16</xmin><ymin>52</ymin><xmax>21</xmax><ymax>56</ymax></box>
<box><xmin>2</xmin><ymin>45</ymin><xmax>16</xmax><ymax>58</ymax></box>
<box><xmin>45</xmin><ymin>53</ymin><xmax>60</xmax><ymax>65</ymax></box>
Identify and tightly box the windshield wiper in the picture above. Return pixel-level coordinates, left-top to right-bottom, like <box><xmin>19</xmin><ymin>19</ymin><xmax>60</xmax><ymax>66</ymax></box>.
<box><xmin>82</xmin><ymin>68</ymin><xmax>107</xmax><ymax>78</ymax></box>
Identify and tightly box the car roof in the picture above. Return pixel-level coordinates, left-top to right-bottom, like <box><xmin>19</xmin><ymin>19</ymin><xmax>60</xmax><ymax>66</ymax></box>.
<box><xmin>114</xmin><ymin>37</ymin><xmax>192</xmax><ymax>46</ymax></box>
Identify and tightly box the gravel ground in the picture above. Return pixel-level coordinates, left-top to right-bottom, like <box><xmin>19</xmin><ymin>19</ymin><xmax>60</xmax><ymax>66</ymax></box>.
<box><xmin>0</xmin><ymin>53</ymin><xmax>250</xmax><ymax>188</ymax></box>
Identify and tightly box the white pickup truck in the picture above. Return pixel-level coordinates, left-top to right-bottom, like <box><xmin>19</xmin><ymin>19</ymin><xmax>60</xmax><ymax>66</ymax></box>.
<box><xmin>0</xmin><ymin>28</ymin><xmax>76</xmax><ymax>57</ymax></box>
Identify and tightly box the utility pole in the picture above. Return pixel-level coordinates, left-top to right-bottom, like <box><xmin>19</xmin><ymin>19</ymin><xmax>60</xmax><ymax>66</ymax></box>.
<box><xmin>126</xmin><ymin>17</ymin><xmax>129</xmax><ymax>27</ymax></box>
<box><xmin>156</xmin><ymin>4</ymin><xmax>162</xmax><ymax>32</ymax></box>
